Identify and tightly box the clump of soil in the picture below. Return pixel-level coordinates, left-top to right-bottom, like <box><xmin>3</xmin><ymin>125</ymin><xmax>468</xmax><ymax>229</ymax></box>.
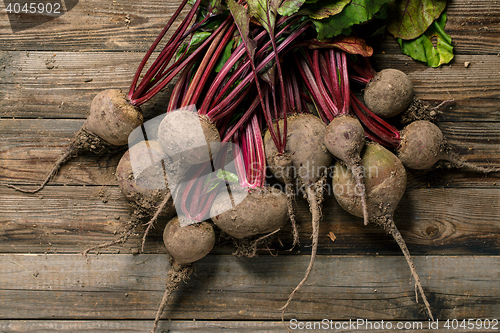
<box><xmin>399</xmin><ymin>97</ymin><xmax>452</xmax><ymax>125</ymax></box>
<box><xmin>93</xmin><ymin>186</ymin><xmax>111</xmax><ymax>204</ymax></box>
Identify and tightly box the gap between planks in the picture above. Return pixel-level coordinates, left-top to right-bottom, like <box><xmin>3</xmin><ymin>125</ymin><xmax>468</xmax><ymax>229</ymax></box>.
<box><xmin>0</xmin><ymin>319</ymin><xmax>490</xmax><ymax>332</ymax></box>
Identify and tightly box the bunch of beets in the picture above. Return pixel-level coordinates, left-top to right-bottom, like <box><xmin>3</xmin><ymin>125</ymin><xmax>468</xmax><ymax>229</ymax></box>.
<box><xmin>8</xmin><ymin>0</ymin><xmax>498</xmax><ymax>332</ymax></box>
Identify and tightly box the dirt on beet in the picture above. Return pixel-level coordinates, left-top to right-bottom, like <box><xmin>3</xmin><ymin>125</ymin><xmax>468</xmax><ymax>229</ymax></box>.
<box><xmin>399</xmin><ymin>97</ymin><xmax>442</xmax><ymax>125</ymax></box>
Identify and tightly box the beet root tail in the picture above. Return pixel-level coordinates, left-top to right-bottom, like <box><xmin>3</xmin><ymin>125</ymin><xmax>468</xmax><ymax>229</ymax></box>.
<box><xmin>285</xmin><ymin>182</ymin><xmax>299</xmax><ymax>250</ymax></box>
<box><xmin>281</xmin><ymin>186</ymin><xmax>321</xmax><ymax>317</ymax></box>
<box><xmin>6</xmin><ymin>127</ymin><xmax>114</xmax><ymax>194</ymax></box>
<box><xmin>7</xmin><ymin>147</ymin><xmax>76</xmax><ymax>194</ymax></box>
<box><xmin>82</xmin><ymin>223</ymin><xmax>137</xmax><ymax>257</ymax></box>
<box><xmin>386</xmin><ymin>219</ymin><xmax>434</xmax><ymax>321</ymax></box>
<box><xmin>443</xmin><ymin>152</ymin><xmax>500</xmax><ymax>174</ymax></box>
<box><xmin>142</xmin><ymin>191</ymin><xmax>173</xmax><ymax>252</ymax></box>
<box><xmin>151</xmin><ymin>264</ymin><xmax>193</xmax><ymax>333</ymax></box>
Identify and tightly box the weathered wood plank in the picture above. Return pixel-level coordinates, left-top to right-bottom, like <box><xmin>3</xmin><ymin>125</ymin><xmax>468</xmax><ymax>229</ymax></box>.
<box><xmin>0</xmin><ymin>320</ymin><xmax>490</xmax><ymax>332</ymax></box>
<box><xmin>0</xmin><ymin>0</ymin><xmax>498</xmax><ymax>54</ymax></box>
<box><xmin>0</xmin><ymin>254</ymin><xmax>498</xmax><ymax>321</ymax></box>
<box><xmin>0</xmin><ymin>186</ymin><xmax>498</xmax><ymax>255</ymax></box>
<box><xmin>1</xmin><ymin>118</ymin><xmax>498</xmax><ymax>186</ymax></box>
<box><xmin>0</xmin><ymin>50</ymin><xmax>174</xmax><ymax>119</ymax></box>
<box><xmin>0</xmin><ymin>0</ymin><xmax>189</xmax><ymax>52</ymax></box>
<box><xmin>1</xmin><ymin>52</ymin><xmax>499</xmax><ymax>120</ymax></box>
<box><xmin>0</xmin><ymin>186</ymin><xmax>134</xmax><ymax>254</ymax></box>
<box><xmin>0</xmin><ymin>119</ymin><xmax>122</xmax><ymax>187</ymax></box>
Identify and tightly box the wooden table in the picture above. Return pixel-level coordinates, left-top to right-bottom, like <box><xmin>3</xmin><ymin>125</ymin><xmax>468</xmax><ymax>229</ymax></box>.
<box><xmin>1</xmin><ymin>1</ymin><xmax>499</xmax><ymax>332</ymax></box>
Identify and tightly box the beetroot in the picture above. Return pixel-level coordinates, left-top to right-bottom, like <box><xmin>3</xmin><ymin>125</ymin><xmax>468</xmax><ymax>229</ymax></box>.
<box><xmin>8</xmin><ymin>89</ymin><xmax>143</xmax><ymax>194</ymax></box>
<box><xmin>86</xmin><ymin>89</ymin><xmax>144</xmax><ymax>146</ymax></box>
<box><xmin>324</xmin><ymin>115</ymin><xmax>369</xmax><ymax>225</ymax></box>
<box><xmin>364</xmin><ymin>68</ymin><xmax>414</xmax><ymax>118</ymax></box>
<box><xmin>265</xmin><ymin>114</ymin><xmax>332</xmax><ymax>186</ymax></box>
<box><xmin>158</xmin><ymin>109</ymin><xmax>221</xmax><ymax>165</ymax></box>
<box><xmin>211</xmin><ymin>185</ymin><xmax>288</xmax><ymax>239</ymax></box>
<box><xmin>292</xmin><ymin>48</ymin><xmax>370</xmax><ymax>225</ymax></box>
<box><xmin>398</xmin><ymin>120</ymin><xmax>500</xmax><ymax>172</ymax></box>
<box><xmin>333</xmin><ymin>143</ymin><xmax>434</xmax><ymax>320</ymax></box>
<box><xmin>116</xmin><ymin>140</ymin><xmax>178</xmax><ymax>251</ymax></box>
<box><xmin>151</xmin><ymin>216</ymin><xmax>215</xmax><ymax>333</ymax></box>
<box><xmin>163</xmin><ymin>217</ymin><xmax>215</xmax><ymax>265</ymax></box>
<box><xmin>116</xmin><ymin>141</ymin><xmax>173</xmax><ymax>213</ymax></box>
<box><xmin>207</xmin><ymin>113</ymin><xmax>288</xmax><ymax>257</ymax></box>
<box><xmin>264</xmin><ymin>113</ymin><xmax>333</xmax><ymax>312</ymax></box>
<box><xmin>83</xmin><ymin>141</ymin><xmax>176</xmax><ymax>256</ymax></box>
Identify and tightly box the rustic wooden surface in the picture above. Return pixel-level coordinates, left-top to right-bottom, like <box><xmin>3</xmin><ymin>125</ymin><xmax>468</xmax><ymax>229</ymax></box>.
<box><xmin>0</xmin><ymin>0</ymin><xmax>499</xmax><ymax>332</ymax></box>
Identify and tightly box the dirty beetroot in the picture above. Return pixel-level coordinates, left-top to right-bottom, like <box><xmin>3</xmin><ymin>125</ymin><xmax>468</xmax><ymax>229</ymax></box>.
<box><xmin>333</xmin><ymin>143</ymin><xmax>433</xmax><ymax>320</ymax></box>
<box><xmin>8</xmin><ymin>89</ymin><xmax>143</xmax><ymax>194</ymax></box>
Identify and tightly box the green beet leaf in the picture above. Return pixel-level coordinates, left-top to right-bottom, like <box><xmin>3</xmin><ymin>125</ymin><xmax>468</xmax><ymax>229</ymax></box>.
<box><xmin>175</xmin><ymin>31</ymin><xmax>211</xmax><ymax>62</ymax></box>
<box><xmin>387</xmin><ymin>0</ymin><xmax>447</xmax><ymax>40</ymax></box>
<box><xmin>312</xmin><ymin>0</ymin><xmax>393</xmax><ymax>40</ymax></box>
<box><xmin>216</xmin><ymin>170</ymin><xmax>239</xmax><ymax>183</ymax></box>
<box><xmin>278</xmin><ymin>0</ymin><xmax>307</xmax><ymax>16</ymax></box>
<box><xmin>247</xmin><ymin>0</ymin><xmax>281</xmax><ymax>34</ymax></box>
<box><xmin>397</xmin><ymin>12</ymin><xmax>454</xmax><ymax>67</ymax></box>
<box><xmin>300</xmin><ymin>0</ymin><xmax>351</xmax><ymax>20</ymax></box>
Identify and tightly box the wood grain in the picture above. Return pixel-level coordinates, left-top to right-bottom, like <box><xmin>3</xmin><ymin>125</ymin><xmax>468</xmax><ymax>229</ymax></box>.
<box><xmin>1</xmin><ymin>52</ymin><xmax>499</xmax><ymax>120</ymax></box>
<box><xmin>0</xmin><ymin>186</ymin><xmax>498</xmax><ymax>255</ymax></box>
<box><xmin>0</xmin><ymin>0</ymin><xmax>190</xmax><ymax>51</ymax></box>
<box><xmin>0</xmin><ymin>0</ymin><xmax>498</xmax><ymax>54</ymax></box>
<box><xmin>1</xmin><ymin>320</ymin><xmax>492</xmax><ymax>333</ymax></box>
<box><xmin>0</xmin><ymin>254</ymin><xmax>498</xmax><ymax>321</ymax></box>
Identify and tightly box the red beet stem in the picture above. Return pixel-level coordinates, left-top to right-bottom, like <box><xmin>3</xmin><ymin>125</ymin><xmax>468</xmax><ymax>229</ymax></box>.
<box><xmin>351</xmin><ymin>93</ymin><xmax>401</xmax><ymax>147</ymax></box>
<box><xmin>295</xmin><ymin>51</ymin><xmax>334</xmax><ymax>122</ymax></box>
<box><xmin>181</xmin><ymin>18</ymin><xmax>235</xmax><ymax>107</ymax></box>
<box><xmin>128</xmin><ymin>0</ymin><xmax>198</xmax><ymax>103</ymax></box>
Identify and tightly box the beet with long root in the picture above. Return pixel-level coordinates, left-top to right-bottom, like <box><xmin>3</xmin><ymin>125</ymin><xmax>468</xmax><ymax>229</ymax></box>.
<box><xmin>324</xmin><ymin>115</ymin><xmax>369</xmax><ymax>225</ymax></box>
<box><xmin>264</xmin><ymin>113</ymin><xmax>333</xmax><ymax>314</ymax></box>
<box><xmin>332</xmin><ymin>142</ymin><xmax>434</xmax><ymax>320</ymax></box>
<box><xmin>151</xmin><ymin>216</ymin><xmax>215</xmax><ymax>333</ymax></box>
<box><xmin>8</xmin><ymin>89</ymin><xmax>143</xmax><ymax>194</ymax></box>
<box><xmin>82</xmin><ymin>140</ymin><xmax>176</xmax><ymax>256</ymax></box>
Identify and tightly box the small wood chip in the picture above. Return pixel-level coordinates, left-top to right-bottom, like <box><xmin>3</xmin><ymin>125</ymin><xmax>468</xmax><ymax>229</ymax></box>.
<box><xmin>328</xmin><ymin>232</ymin><xmax>336</xmax><ymax>243</ymax></box>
